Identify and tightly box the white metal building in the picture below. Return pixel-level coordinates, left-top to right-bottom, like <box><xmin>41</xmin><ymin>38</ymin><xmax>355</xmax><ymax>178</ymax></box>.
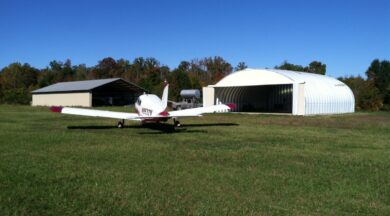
<box><xmin>203</xmin><ymin>69</ymin><xmax>355</xmax><ymax>115</ymax></box>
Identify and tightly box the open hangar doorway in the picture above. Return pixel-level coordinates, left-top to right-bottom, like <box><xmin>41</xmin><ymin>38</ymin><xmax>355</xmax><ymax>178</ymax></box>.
<box><xmin>91</xmin><ymin>79</ymin><xmax>145</xmax><ymax>106</ymax></box>
<box><xmin>214</xmin><ymin>84</ymin><xmax>293</xmax><ymax>113</ymax></box>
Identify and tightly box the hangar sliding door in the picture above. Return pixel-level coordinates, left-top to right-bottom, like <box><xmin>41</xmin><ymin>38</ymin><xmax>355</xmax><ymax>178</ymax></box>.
<box><xmin>214</xmin><ymin>84</ymin><xmax>293</xmax><ymax>113</ymax></box>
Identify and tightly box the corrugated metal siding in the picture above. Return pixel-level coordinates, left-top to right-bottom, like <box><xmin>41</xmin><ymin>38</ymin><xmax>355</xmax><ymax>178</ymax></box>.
<box><xmin>267</xmin><ymin>69</ymin><xmax>354</xmax><ymax>115</ymax></box>
<box><xmin>301</xmin><ymin>74</ymin><xmax>354</xmax><ymax>115</ymax></box>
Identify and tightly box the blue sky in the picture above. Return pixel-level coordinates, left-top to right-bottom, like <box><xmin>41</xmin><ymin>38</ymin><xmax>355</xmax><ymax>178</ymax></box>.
<box><xmin>0</xmin><ymin>0</ymin><xmax>389</xmax><ymax>78</ymax></box>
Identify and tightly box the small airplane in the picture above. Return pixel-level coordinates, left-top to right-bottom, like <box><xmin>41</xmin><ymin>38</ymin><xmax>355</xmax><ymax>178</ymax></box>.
<box><xmin>50</xmin><ymin>81</ymin><xmax>236</xmax><ymax>128</ymax></box>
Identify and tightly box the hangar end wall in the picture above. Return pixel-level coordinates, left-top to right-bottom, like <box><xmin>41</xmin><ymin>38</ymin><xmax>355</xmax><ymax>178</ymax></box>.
<box><xmin>32</xmin><ymin>92</ymin><xmax>92</xmax><ymax>107</ymax></box>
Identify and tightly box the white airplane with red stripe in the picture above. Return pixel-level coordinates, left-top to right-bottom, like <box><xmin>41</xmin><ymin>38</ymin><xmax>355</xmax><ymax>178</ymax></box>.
<box><xmin>51</xmin><ymin>81</ymin><xmax>236</xmax><ymax>128</ymax></box>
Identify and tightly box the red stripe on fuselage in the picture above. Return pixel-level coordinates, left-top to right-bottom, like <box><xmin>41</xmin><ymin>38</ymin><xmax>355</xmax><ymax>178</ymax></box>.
<box><xmin>159</xmin><ymin>111</ymin><xmax>169</xmax><ymax>116</ymax></box>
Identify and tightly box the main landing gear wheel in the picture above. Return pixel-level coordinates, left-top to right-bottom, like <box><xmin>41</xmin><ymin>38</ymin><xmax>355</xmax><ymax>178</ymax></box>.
<box><xmin>174</xmin><ymin>119</ymin><xmax>181</xmax><ymax>127</ymax></box>
<box><xmin>117</xmin><ymin>120</ymin><xmax>125</xmax><ymax>128</ymax></box>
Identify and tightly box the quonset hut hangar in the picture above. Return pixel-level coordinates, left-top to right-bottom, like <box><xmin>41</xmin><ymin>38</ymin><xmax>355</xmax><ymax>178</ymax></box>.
<box><xmin>202</xmin><ymin>69</ymin><xmax>355</xmax><ymax>115</ymax></box>
<box><xmin>32</xmin><ymin>78</ymin><xmax>146</xmax><ymax>107</ymax></box>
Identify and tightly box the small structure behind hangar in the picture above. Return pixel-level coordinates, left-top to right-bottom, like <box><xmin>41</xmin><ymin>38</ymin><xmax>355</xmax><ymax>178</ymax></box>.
<box><xmin>203</xmin><ymin>69</ymin><xmax>355</xmax><ymax>115</ymax></box>
<box><xmin>32</xmin><ymin>78</ymin><xmax>146</xmax><ymax>107</ymax></box>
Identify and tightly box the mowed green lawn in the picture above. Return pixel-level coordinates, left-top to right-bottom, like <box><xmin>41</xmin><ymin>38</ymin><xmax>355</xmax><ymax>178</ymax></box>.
<box><xmin>0</xmin><ymin>105</ymin><xmax>389</xmax><ymax>215</ymax></box>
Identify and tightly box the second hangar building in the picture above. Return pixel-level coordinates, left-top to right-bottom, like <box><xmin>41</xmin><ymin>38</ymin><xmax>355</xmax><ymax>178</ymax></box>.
<box><xmin>32</xmin><ymin>78</ymin><xmax>146</xmax><ymax>107</ymax></box>
<box><xmin>203</xmin><ymin>69</ymin><xmax>355</xmax><ymax>115</ymax></box>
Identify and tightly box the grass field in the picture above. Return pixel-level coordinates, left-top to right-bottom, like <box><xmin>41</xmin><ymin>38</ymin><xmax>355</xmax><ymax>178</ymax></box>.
<box><xmin>0</xmin><ymin>105</ymin><xmax>389</xmax><ymax>215</ymax></box>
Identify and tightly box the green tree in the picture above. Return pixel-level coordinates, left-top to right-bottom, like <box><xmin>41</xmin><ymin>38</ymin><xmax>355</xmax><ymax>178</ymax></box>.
<box><xmin>74</xmin><ymin>64</ymin><xmax>89</xmax><ymax>81</ymax></box>
<box><xmin>275</xmin><ymin>60</ymin><xmax>326</xmax><ymax>75</ymax></box>
<box><xmin>235</xmin><ymin>62</ymin><xmax>248</xmax><ymax>71</ymax></box>
<box><xmin>0</xmin><ymin>73</ymin><xmax>3</xmax><ymax>102</ymax></box>
<box><xmin>37</xmin><ymin>68</ymin><xmax>55</xmax><ymax>87</ymax></box>
<box><xmin>307</xmin><ymin>61</ymin><xmax>326</xmax><ymax>75</ymax></box>
<box><xmin>0</xmin><ymin>62</ymin><xmax>38</xmax><ymax>104</ymax></box>
<box><xmin>1</xmin><ymin>63</ymin><xmax>38</xmax><ymax>89</ymax></box>
<box><xmin>202</xmin><ymin>56</ymin><xmax>233</xmax><ymax>84</ymax></box>
<box><xmin>1</xmin><ymin>88</ymin><xmax>31</xmax><ymax>104</ymax></box>
<box><xmin>116</xmin><ymin>59</ymin><xmax>131</xmax><ymax>81</ymax></box>
<box><xmin>275</xmin><ymin>61</ymin><xmax>306</xmax><ymax>72</ymax></box>
<box><xmin>37</xmin><ymin>60</ymin><xmax>76</xmax><ymax>86</ymax></box>
<box><xmin>92</xmin><ymin>57</ymin><xmax>118</xmax><ymax>79</ymax></box>
<box><xmin>0</xmin><ymin>77</ymin><xmax>3</xmax><ymax>103</ymax></box>
<box><xmin>48</xmin><ymin>60</ymin><xmax>65</xmax><ymax>82</ymax></box>
<box><xmin>174</xmin><ymin>61</ymin><xmax>202</xmax><ymax>89</ymax></box>
<box><xmin>168</xmin><ymin>62</ymin><xmax>192</xmax><ymax>100</ymax></box>
<box><xmin>160</xmin><ymin>66</ymin><xmax>170</xmax><ymax>82</ymax></box>
<box><xmin>339</xmin><ymin>76</ymin><xmax>383</xmax><ymax>111</ymax></box>
<box><xmin>136</xmin><ymin>58</ymin><xmax>165</xmax><ymax>95</ymax></box>
<box><xmin>131</xmin><ymin>57</ymin><xmax>146</xmax><ymax>83</ymax></box>
<box><xmin>62</xmin><ymin>59</ymin><xmax>75</xmax><ymax>81</ymax></box>
<box><xmin>366</xmin><ymin>59</ymin><xmax>390</xmax><ymax>105</ymax></box>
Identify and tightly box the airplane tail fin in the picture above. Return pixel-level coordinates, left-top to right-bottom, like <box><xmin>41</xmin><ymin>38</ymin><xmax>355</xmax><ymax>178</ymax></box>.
<box><xmin>161</xmin><ymin>80</ymin><xmax>169</xmax><ymax>110</ymax></box>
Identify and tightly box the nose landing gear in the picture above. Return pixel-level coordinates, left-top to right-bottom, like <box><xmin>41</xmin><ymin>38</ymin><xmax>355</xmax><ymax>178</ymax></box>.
<box><xmin>117</xmin><ymin>119</ymin><xmax>125</xmax><ymax>128</ymax></box>
<box><xmin>173</xmin><ymin>119</ymin><xmax>181</xmax><ymax>127</ymax></box>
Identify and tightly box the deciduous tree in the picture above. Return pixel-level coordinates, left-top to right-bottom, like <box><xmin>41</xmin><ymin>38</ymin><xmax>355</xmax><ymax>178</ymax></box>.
<box><xmin>275</xmin><ymin>60</ymin><xmax>326</xmax><ymax>75</ymax></box>
<box><xmin>366</xmin><ymin>59</ymin><xmax>390</xmax><ymax>105</ymax></box>
<box><xmin>235</xmin><ymin>62</ymin><xmax>248</xmax><ymax>71</ymax></box>
<box><xmin>0</xmin><ymin>62</ymin><xmax>39</xmax><ymax>104</ymax></box>
<box><xmin>339</xmin><ymin>76</ymin><xmax>383</xmax><ymax>111</ymax></box>
<box><xmin>307</xmin><ymin>61</ymin><xmax>326</xmax><ymax>75</ymax></box>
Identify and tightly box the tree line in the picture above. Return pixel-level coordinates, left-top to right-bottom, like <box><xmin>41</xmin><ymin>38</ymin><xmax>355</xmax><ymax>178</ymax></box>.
<box><xmin>0</xmin><ymin>56</ymin><xmax>240</xmax><ymax>103</ymax></box>
<box><xmin>0</xmin><ymin>57</ymin><xmax>388</xmax><ymax>111</ymax></box>
<box><xmin>339</xmin><ymin>60</ymin><xmax>390</xmax><ymax>111</ymax></box>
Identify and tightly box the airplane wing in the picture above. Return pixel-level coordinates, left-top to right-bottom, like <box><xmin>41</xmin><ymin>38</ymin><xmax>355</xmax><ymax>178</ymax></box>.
<box><xmin>168</xmin><ymin>104</ymin><xmax>236</xmax><ymax>117</ymax></box>
<box><xmin>50</xmin><ymin>106</ymin><xmax>140</xmax><ymax>120</ymax></box>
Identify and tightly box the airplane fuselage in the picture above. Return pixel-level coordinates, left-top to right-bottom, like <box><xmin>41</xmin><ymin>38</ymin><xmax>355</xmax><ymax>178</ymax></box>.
<box><xmin>135</xmin><ymin>94</ymin><xmax>169</xmax><ymax>122</ymax></box>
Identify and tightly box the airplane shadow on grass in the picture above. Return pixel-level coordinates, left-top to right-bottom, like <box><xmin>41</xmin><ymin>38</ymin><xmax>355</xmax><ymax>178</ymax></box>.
<box><xmin>67</xmin><ymin>123</ymin><xmax>239</xmax><ymax>134</ymax></box>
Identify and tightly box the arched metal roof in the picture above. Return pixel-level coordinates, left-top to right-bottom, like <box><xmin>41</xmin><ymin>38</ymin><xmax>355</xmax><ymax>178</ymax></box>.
<box><xmin>214</xmin><ymin>69</ymin><xmax>294</xmax><ymax>87</ymax></box>
<box><xmin>214</xmin><ymin>68</ymin><xmax>348</xmax><ymax>87</ymax></box>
